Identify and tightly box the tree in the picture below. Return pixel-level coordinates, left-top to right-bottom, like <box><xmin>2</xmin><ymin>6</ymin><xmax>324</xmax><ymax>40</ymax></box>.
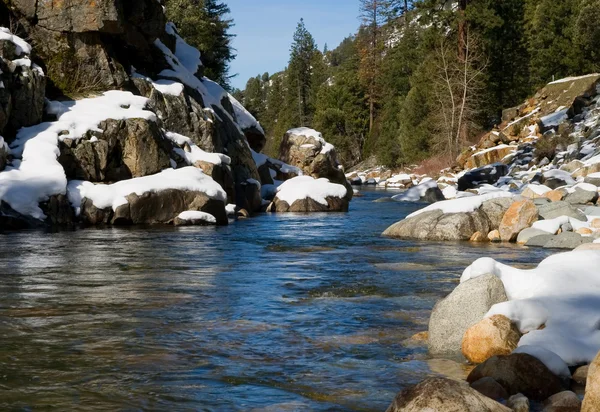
<box><xmin>288</xmin><ymin>19</ymin><xmax>318</xmax><ymax>127</ymax></box>
<box><xmin>165</xmin><ymin>0</ymin><xmax>236</xmax><ymax>88</ymax></box>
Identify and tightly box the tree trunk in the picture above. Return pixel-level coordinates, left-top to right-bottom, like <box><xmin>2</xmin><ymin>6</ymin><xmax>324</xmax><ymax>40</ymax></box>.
<box><xmin>458</xmin><ymin>0</ymin><xmax>468</xmax><ymax>62</ymax></box>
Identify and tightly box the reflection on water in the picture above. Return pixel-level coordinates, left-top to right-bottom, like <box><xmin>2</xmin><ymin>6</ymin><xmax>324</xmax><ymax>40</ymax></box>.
<box><xmin>0</xmin><ymin>189</ymin><xmax>551</xmax><ymax>411</ymax></box>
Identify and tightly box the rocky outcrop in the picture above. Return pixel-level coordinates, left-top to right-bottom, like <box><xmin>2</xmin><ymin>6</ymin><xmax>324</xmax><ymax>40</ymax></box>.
<box><xmin>80</xmin><ymin>189</ymin><xmax>227</xmax><ymax>226</ymax></box>
<box><xmin>467</xmin><ymin>354</ymin><xmax>565</xmax><ymax>401</ymax></box>
<box><xmin>385</xmin><ymin>377</ymin><xmax>511</xmax><ymax>412</ymax></box>
<box><xmin>428</xmin><ymin>274</ymin><xmax>508</xmax><ymax>357</ymax></box>
<box><xmin>462</xmin><ymin>315</ymin><xmax>521</xmax><ymax>364</ymax></box>
<box><xmin>59</xmin><ymin>118</ymin><xmax>172</xmax><ymax>182</ymax></box>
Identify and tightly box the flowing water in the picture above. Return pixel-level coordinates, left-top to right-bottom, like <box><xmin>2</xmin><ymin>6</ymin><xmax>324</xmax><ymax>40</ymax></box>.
<box><xmin>0</xmin><ymin>189</ymin><xmax>552</xmax><ymax>411</ymax></box>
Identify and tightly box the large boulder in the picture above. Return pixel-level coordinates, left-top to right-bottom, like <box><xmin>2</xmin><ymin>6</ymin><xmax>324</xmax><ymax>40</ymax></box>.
<box><xmin>582</xmin><ymin>350</ymin><xmax>600</xmax><ymax>411</ymax></box>
<box><xmin>58</xmin><ymin>118</ymin><xmax>173</xmax><ymax>182</ymax></box>
<box><xmin>499</xmin><ymin>200</ymin><xmax>539</xmax><ymax>242</ymax></box>
<box><xmin>480</xmin><ymin>197</ymin><xmax>515</xmax><ymax>229</ymax></box>
<box><xmin>538</xmin><ymin>201</ymin><xmax>587</xmax><ymax>221</ymax></box>
<box><xmin>385</xmin><ymin>377</ymin><xmax>511</xmax><ymax>412</ymax></box>
<box><xmin>467</xmin><ymin>354</ymin><xmax>565</xmax><ymax>401</ymax></box>
<box><xmin>462</xmin><ymin>315</ymin><xmax>521</xmax><ymax>364</ymax></box>
<box><xmin>268</xmin><ymin>176</ymin><xmax>349</xmax><ymax>213</ymax></box>
<box><xmin>279</xmin><ymin>127</ymin><xmax>352</xmax><ymax>200</ymax></box>
<box><xmin>428</xmin><ymin>274</ymin><xmax>508</xmax><ymax>357</ymax></box>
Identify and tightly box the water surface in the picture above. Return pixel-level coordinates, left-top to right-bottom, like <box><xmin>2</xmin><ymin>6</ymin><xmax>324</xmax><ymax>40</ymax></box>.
<box><xmin>0</xmin><ymin>188</ymin><xmax>551</xmax><ymax>411</ymax></box>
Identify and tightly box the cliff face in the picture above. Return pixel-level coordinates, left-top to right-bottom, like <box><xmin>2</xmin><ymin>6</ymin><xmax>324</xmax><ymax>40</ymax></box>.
<box><xmin>0</xmin><ymin>0</ymin><xmax>269</xmax><ymax>228</ymax></box>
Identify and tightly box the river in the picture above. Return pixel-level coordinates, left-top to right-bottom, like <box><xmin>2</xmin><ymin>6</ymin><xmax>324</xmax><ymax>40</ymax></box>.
<box><xmin>0</xmin><ymin>188</ymin><xmax>551</xmax><ymax>411</ymax></box>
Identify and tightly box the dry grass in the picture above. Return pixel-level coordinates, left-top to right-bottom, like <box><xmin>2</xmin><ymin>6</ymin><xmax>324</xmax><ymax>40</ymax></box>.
<box><xmin>412</xmin><ymin>153</ymin><xmax>455</xmax><ymax>176</ymax></box>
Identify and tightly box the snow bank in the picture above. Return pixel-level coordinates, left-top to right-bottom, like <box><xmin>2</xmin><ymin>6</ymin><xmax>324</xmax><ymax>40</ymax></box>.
<box><xmin>407</xmin><ymin>192</ymin><xmax>514</xmax><ymax>219</ymax></box>
<box><xmin>0</xmin><ymin>91</ymin><xmax>154</xmax><ymax>220</ymax></box>
<box><xmin>287</xmin><ymin>127</ymin><xmax>334</xmax><ymax>154</ymax></box>
<box><xmin>392</xmin><ymin>180</ymin><xmax>439</xmax><ymax>202</ymax></box>
<box><xmin>0</xmin><ymin>27</ymin><xmax>32</xmax><ymax>55</ymax></box>
<box><xmin>275</xmin><ymin>176</ymin><xmax>347</xmax><ymax>206</ymax></box>
<box><xmin>165</xmin><ymin>131</ymin><xmax>230</xmax><ymax>166</ymax></box>
<box><xmin>461</xmin><ymin>251</ymin><xmax>600</xmax><ymax>366</ymax></box>
<box><xmin>177</xmin><ymin>210</ymin><xmax>217</xmax><ymax>224</ymax></box>
<box><xmin>67</xmin><ymin>167</ymin><xmax>226</xmax><ymax>214</ymax></box>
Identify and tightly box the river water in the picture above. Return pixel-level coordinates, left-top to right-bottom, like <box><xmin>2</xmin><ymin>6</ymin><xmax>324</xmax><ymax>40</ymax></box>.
<box><xmin>0</xmin><ymin>188</ymin><xmax>551</xmax><ymax>411</ymax></box>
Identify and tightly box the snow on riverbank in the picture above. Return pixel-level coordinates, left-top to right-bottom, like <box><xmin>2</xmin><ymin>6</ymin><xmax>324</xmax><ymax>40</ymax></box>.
<box><xmin>461</xmin><ymin>251</ymin><xmax>600</xmax><ymax>366</ymax></box>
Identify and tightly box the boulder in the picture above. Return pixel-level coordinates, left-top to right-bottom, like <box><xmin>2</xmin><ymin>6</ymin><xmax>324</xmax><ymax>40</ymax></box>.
<box><xmin>470</xmin><ymin>377</ymin><xmax>509</xmax><ymax>401</ymax></box>
<box><xmin>383</xmin><ymin>209</ymin><xmax>492</xmax><ymax>241</ymax></box>
<box><xmin>542</xmin><ymin>391</ymin><xmax>581</xmax><ymax>412</ymax></box>
<box><xmin>470</xmin><ymin>231</ymin><xmax>487</xmax><ymax>242</ymax></box>
<box><xmin>544</xmin><ymin>232</ymin><xmax>592</xmax><ymax>249</ymax></box>
<box><xmin>467</xmin><ymin>354</ymin><xmax>565</xmax><ymax>401</ymax></box>
<box><xmin>538</xmin><ymin>201</ymin><xmax>587</xmax><ymax>221</ymax></box>
<box><xmin>582</xmin><ymin>351</ymin><xmax>600</xmax><ymax>411</ymax></box>
<box><xmin>465</xmin><ymin>147</ymin><xmax>516</xmax><ymax>170</ymax></box>
<box><xmin>279</xmin><ymin>128</ymin><xmax>352</xmax><ymax>200</ymax></box>
<box><xmin>59</xmin><ymin>118</ymin><xmax>173</xmax><ymax>182</ymax></box>
<box><xmin>385</xmin><ymin>377</ymin><xmax>511</xmax><ymax>412</ymax></box>
<box><xmin>565</xmin><ymin>188</ymin><xmax>599</xmax><ymax>205</ymax></box>
<box><xmin>480</xmin><ymin>197</ymin><xmax>515</xmax><ymax>229</ymax></box>
<box><xmin>458</xmin><ymin>164</ymin><xmax>509</xmax><ymax>191</ymax></box>
<box><xmin>517</xmin><ymin>228</ymin><xmax>551</xmax><ymax>245</ymax></box>
<box><xmin>270</xmin><ymin>195</ymin><xmax>348</xmax><ymax>213</ymax></box>
<box><xmin>499</xmin><ymin>200</ymin><xmax>539</xmax><ymax>242</ymax></box>
<box><xmin>462</xmin><ymin>315</ymin><xmax>521</xmax><ymax>364</ymax></box>
<box><xmin>546</xmin><ymin>189</ymin><xmax>567</xmax><ymax>202</ymax></box>
<box><xmin>428</xmin><ymin>274</ymin><xmax>508</xmax><ymax>357</ymax></box>
<box><xmin>573</xmin><ymin>365</ymin><xmax>589</xmax><ymax>385</ymax></box>
<box><xmin>507</xmin><ymin>393</ymin><xmax>530</xmax><ymax>412</ymax></box>
<box><xmin>423</xmin><ymin>186</ymin><xmax>445</xmax><ymax>203</ymax></box>
<box><xmin>488</xmin><ymin>230</ymin><xmax>501</xmax><ymax>242</ymax></box>
<box><xmin>526</xmin><ymin>234</ymin><xmax>556</xmax><ymax>247</ymax></box>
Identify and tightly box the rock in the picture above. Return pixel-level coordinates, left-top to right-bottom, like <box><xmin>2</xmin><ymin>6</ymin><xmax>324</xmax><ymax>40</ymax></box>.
<box><xmin>544</xmin><ymin>232</ymin><xmax>592</xmax><ymax>249</ymax></box>
<box><xmin>59</xmin><ymin>118</ymin><xmax>173</xmax><ymax>182</ymax></box>
<box><xmin>565</xmin><ymin>188</ymin><xmax>599</xmax><ymax>205</ymax></box>
<box><xmin>502</xmin><ymin>107</ymin><xmax>520</xmax><ymax>122</ymax></box>
<box><xmin>584</xmin><ymin>207</ymin><xmax>600</xmax><ymax>217</ymax></box>
<box><xmin>467</xmin><ymin>353</ymin><xmax>566</xmax><ymax>401</ymax></box>
<box><xmin>462</xmin><ymin>315</ymin><xmax>521</xmax><ymax>364</ymax></box>
<box><xmin>488</xmin><ymin>230</ymin><xmax>501</xmax><ymax>242</ymax></box>
<box><xmin>574</xmin><ymin>243</ymin><xmax>600</xmax><ymax>251</ymax></box>
<box><xmin>428</xmin><ymin>274</ymin><xmax>508</xmax><ymax>357</ymax></box>
<box><xmin>385</xmin><ymin>377</ymin><xmax>511</xmax><ymax>412</ymax></box>
<box><xmin>542</xmin><ymin>391</ymin><xmax>581</xmax><ymax>412</ymax></box>
<box><xmin>241</xmin><ymin>124</ymin><xmax>266</xmax><ymax>153</ymax></box>
<box><xmin>522</xmin><ymin>186</ymin><xmax>551</xmax><ymax>199</ymax></box>
<box><xmin>410</xmin><ymin>331</ymin><xmax>428</xmax><ymax>341</ymax></box>
<box><xmin>458</xmin><ymin>164</ymin><xmax>509</xmax><ymax>191</ymax></box>
<box><xmin>507</xmin><ymin>393</ymin><xmax>530</xmax><ymax>412</ymax></box>
<box><xmin>173</xmin><ymin>213</ymin><xmax>217</xmax><ymax>226</ymax></box>
<box><xmin>0</xmin><ymin>138</ymin><xmax>6</xmax><ymax>171</ymax></box>
<box><xmin>577</xmin><ymin>227</ymin><xmax>593</xmax><ymax>235</ymax></box>
<box><xmin>561</xmin><ymin>160</ymin><xmax>585</xmax><ymax>174</ymax></box>
<box><xmin>40</xmin><ymin>194</ymin><xmax>76</xmax><ymax>227</ymax></box>
<box><xmin>538</xmin><ymin>201</ymin><xmax>587</xmax><ymax>221</ymax></box>
<box><xmin>526</xmin><ymin>234</ymin><xmax>556</xmax><ymax>247</ymax></box>
<box><xmin>499</xmin><ymin>200</ymin><xmax>539</xmax><ymax>242</ymax></box>
<box><xmin>470</xmin><ymin>231</ymin><xmax>488</xmax><ymax>242</ymax></box>
<box><xmin>518</xmin><ymin>228</ymin><xmax>552</xmax><ymax>245</ymax></box>
<box><xmin>481</xmin><ymin>197</ymin><xmax>515</xmax><ymax>229</ymax></box>
<box><xmin>546</xmin><ymin>189</ymin><xmax>566</xmax><ymax>202</ymax></box>
<box><xmin>582</xmin><ymin>351</ymin><xmax>600</xmax><ymax>411</ymax></box>
<box><xmin>573</xmin><ymin>365</ymin><xmax>589</xmax><ymax>385</ymax></box>
<box><xmin>279</xmin><ymin>128</ymin><xmax>352</xmax><ymax>200</ymax></box>
<box><xmin>270</xmin><ymin>196</ymin><xmax>348</xmax><ymax>213</ymax></box>
<box><xmin>592</xmin><ymin>219</ymin><xmax>600</xmax><ymax>229</ymax></box>
<box><xmin>470</xmin><ymin>377</ymin><xmax>509</xmax><ymax>401</ymax></box>
<box><xmin>383</xmin><ymin>209</ymin><xmax>493</xmax><ymax>241</ymax></box>
<box><xmin>423</xmin><ymin>186</ymin><xmax>445</xmax><ymax>203</ymax></box>
<box><xmin>465</xmin><ymin>147</ymin><xmax>517</xmax><ymax>170</ymax></box>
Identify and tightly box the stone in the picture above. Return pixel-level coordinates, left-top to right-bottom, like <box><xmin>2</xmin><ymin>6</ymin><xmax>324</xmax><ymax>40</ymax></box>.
<box><xmin>577</xmin><ymin>228</ymin><xmax>594</xmax><ymax>235</ymax></box>
<box><xmin>561</xmin><ymin>222</ymin><xmax>574</xmax><ymax>233</ymax></box>
<box><xmin>561</xmin><ymin>160</ymin><xmax>585</xmax><ymax>174</ymax></box>
<box><xmin>592</xmin><ymin>219</ymin><xmax>600</xmax><ymax>229</ymax></box>
<box><xmin>488</xmin><ymin>230</ymin><xmax>502</xmax><ymax>242</ymax></box>
<box><xmin>546</xmin><ymin>189</ymin><xmax>566</xmax><ymax>202</ymax></box>
<box><xmin>270</xmin><ymin>196</ymin><xmax>349</xmax><ymax>213</ymax></box>
<box><xmin>462</xmin><ymin>315</ymin><xmax>521</xmax><ymax>364</ymax></box>
<box><xmin>522</xmin><ymin>186</ymin><xmax>550</xmax><ymax>199</ymax></box>
<box><xmin>470</xmin><ymin>377</ymin><xmax>509</xmax><ymax>401</ymax></box>
<box><xmin>0</xmin><ymin>139</ymin><xmax>6</xmax><ymax>171</ymax></box>
<box><xmin>385</xmin><ymin>377</ymin><xmax>511</xmax><ymax>412</ymax></box>
<box><xmin>585</xmin><ymin>207</ymin><xmax>600</xmax><ymax>217</ymax></box>
<box><xmin>458</xmin><ymin>164</ymin><xmax>509</xmax><ymax>191</ymax></box>
<box><xmin>499</xmin><ymin>200</ymin><xmax>539</xmax><ymax>242</ymax></box>
<box><xmin>538</xmin><ymin>201</ymin><xmax>587</xmax><ymax>221</ymax></box>
<box><xmin>526</xmin><ymin>234</ymin><xmax>556</xmax><ymax>247</ymax></box>
<box><xmin>545</xmin><ymin>232</ymin><xmax>592</xmax><ymax>249</ymax></box>
<box><xmin>481</xmin><ymin>197</ymin><xmax>515</xmax><ymax>229</ymax></box>
<box><xmin>573</xmin><ymin>365</ymin><xmax>589</xmax><ymax>385</ymax></box>
<box><xmin>465</xmin><ymin>147</ymin><xmax>517</xmax><ymax>170</ymax></box>
<box><xmin>467</xmin><ymin>353</ymin><xmax>565</xmax><ymax>401</ymax></box>
<box><xmin>423</xmin><ymin>186</ymin><xmax>445</xmax><ymax>203</ymax></box>
<box><xmin>582</xmin><ymin>351</ymin><xmax>600</xmax><ymax>411</ymax></box>
<box><xmin>574</xmin><ymin>243</ymin><xmax>600</xmax><ymax>251</ymax></box>
<box><xmin>507</xmin><ymin>393</ymin><xmax>530</xmax><ymax>412</ymax></box>
<box><xmin>410</xmin><ymin>331</ymin><xmax>428</xmax><ymax>341</ymax></box>
<box><xmin>542</xmin><ymin>391</ymin><xmax>582</xmax><ymax>412</ymax></box>
<box><xmin>428</xmin><ymin>274</ymin><xmax>508</xmax><ymax>357</ymax></box>
<box><xmin>518</xmin><ymin>228</ymin><xmax>552</xmax><ymax>244</ymax></box>
<box><xmin>565</xmin><ymin>188</ymin><xmax>599</xmax><ymax>205</ymax></box>
<box><xmin>470</xmin><ymin>231</ymin><xmax>488</xmax><ymax>242</ymax></box>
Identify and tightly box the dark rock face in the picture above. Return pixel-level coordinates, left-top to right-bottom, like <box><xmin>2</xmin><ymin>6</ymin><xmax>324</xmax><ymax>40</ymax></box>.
<box><xmin>458</xmin><ymin>164</ymin><xmax>509</xmax><ymax>191</ymax></box>
<box><xmin>423</xmin><ymin>187</ymin><xmax>445</xmax><ymax>203</ymax></box>
<box><xmin>80</xmin><ymin>189</ymin><xmax>227</xmax><ymax>226</ymax></box>
<box><xmin>58</xmin><ymin>118</ymin><xmax>172</xmax><ymax>182</ymax></box>
<box><xmin>270</xmin><ymin>196</ymin><xmax>349</xmax><ymax>213</ymax></box>
<box><xmin>467</xmin><ymin>353</ymin><xmax>565</xmax><ymax>401</ymax></box>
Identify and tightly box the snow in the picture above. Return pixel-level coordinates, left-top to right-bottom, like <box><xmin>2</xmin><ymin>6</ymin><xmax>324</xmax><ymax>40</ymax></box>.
<box><xmin>522</xmin><ymin>183</ymin><xmax>552</xmax><ymax>195</ymax></box>
<box><xmin>165</xmin><ymin>131</ymin><xmax>230</xmax><ymax>166</ymax></box>
<box><xmin>165</xmin><ymin>22</ymin><xmax>202</xmax><ymax>75</ymax></box>
<box><xmin>225</xmin><ymin>203</ymin><xmax>236</xmax><ymax>216</ymax></box>
<box><xmin>177</xmin><ymin>210</ymin><xmax>216</xmax><ymax>224</ymax></box>
<box><xmin>442</xmin><ymin>186</ymin><xmax>458</xmax><ymax>200</ymax></box>
<box><xmin>250</xmin><ymin>149</ymin><xmax>302</xmax><ymax>175</ymax></box>
<box><xmin>0</xmin><ymin>27</ymin><xmax>32</xmax><ymax>56</ymax></box>
<box><xmin>228</xmin><ymin>92</ymin><xmax>265</xmax><ymax>134</ymax></box>
<box><xmin>407</xmin><ymin>192</ymin><xmax>515</xmax><ymax>219</ymax></box>
<box><xmin>543</xmin><ymin>169</ymin><xmax>575</xmax><ymax>186</ymax></box>
<box><xmin>392</xmin><ymin>180</ymin><xmax>439</xmax><ymax>202</ymax></box>
<box><xmin>473</xmin><ymin>144</ymin><xmax>515</xmax><ymax>156</ymax></box>
<box><xmin>540</xmin><ymin>108</ymin><xmax>569</xmax><ymax>128</ymax></box>
<box><xmin>275</xmin><ymin>176</ymin><xmax>347</xmax><ymax>206</ymax></box>
<box><xmin>548</xmin><ymin>74</ymin><xmax>600</xmax><ymax>85</ymax></box>
<box><xmin>132</xmin><ymin>70</ymin><xmax>184</xmax><ymax>96</ymax></box>
<box><xmin>287</xmin><ymin>127</ymin><xmax>334</xmax><ymax>154</ymax></box>
<box><xmin>461</xmin><ymin>251</ymin><xmax>600</xmax><ymax>365</ymax></box>
<box><xmin>0</xmin><ymin>91</ymin><xmax>154</xmax><ymax>220</ymax></box>
<box><xmin>67</xmin><ymin>167</ymin><xmax>226</xmax><ymax>215</ymax></box>
<box><xmin>513</xmin><ymin>345</ymin><xmax>571</xmax><ymax>378</ymax></box>
<box><xmin>532</xmin><ymin>216</ymin><xmax>571</xmax><ymax>234</ymax></box>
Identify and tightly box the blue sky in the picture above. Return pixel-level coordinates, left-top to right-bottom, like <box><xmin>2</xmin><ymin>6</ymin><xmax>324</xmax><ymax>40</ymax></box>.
<box><xmin>227</xmin><ymin>0</ymin><xmax>361</xmax><ymax>90</ymax></box>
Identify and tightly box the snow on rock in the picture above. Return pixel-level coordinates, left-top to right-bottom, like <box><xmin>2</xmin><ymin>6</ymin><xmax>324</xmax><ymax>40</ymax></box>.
<box><xmin>165</xmin><ymin>22</ymin><xmax>202</xmax><ymax>75</ymax></box>
<box><xmin>0</xmin><ymin>27</ymin><xmax>32</xmax><ymax>55</ymax></box>
<box><xmin>540</xmin><ymin>108</ymin><xmax>569</xmax><ymax>128</ymax></box>
<box><xmin>543</xmin><ymin>169</ymin><xmax>576</xmax><ymax>186</ymax></box>
<box><xmin>0</xmin><ymin>91</ymin><xmax>154</xmax><ymax>220</ymax></box>
<box><xmin>251</xmin><ymin>149</ymin><xmax>302</xmax><ymax>175</ymax></box>
<box><xmin>461</xmin><ymin>251</ymin><xmax>600</xmax><ymax>366</ymax></box>
<box><xmin>275</xmin><ymin>176</ymin><xmax>347</xmax><ymax>206</ymax></box>
<box><xmin>513</xmin><ymin>345</ymin><xmax>571</xmax><ymax>379</ymax></box>
<box><xmin>392</xmin><ymin>179</ymin><xmax>439</xmax><ymax>202</ymax></box>
<box><xmin>287</xmin><ymin>127</ymin><xmax>334</xmax><ymax>154</ymax></box>
<box><xmin>407</xmin><ymin>192</ymin><xmax>514</xmax><ymax>219</ymax></box>
<box><xmin>176</xmin><ymin>210</ymin><xmax>217</xmax><ymax>225</ymax></box>
<box><xmin>165</xmin><ymin>131</ymin><xmax>230</xmax><ymax>166</ymax></box>
<box><xmin>67</xmin><ymin>167</ymin><xmax>227</xmax><ymax>215</ymax></box>
<box><xmin>228</xmin><ymin>93</ymin><xmax>265</xmax><ymax>134</ymax></box>
<box><xmin>132</xmin><ymin>69</ymin><xmax>184</xmax><ymax>96</ymax></box>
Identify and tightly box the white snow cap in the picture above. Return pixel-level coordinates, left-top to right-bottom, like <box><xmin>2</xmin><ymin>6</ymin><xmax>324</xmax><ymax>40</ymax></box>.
<box><xmin>407</xmin><ymin>191</ymin><xmax>514</xmax><ymax>218</ymax></box>
<box><xmin>287</xmin><ymin>127</ymin><xmax>334</xmax><ymax>155</ymax></box>
<box><xmin>275</xmin><ymin>176</ymin><xmax>347</xmax><ymax>206</ymax></box>
<box><xmin>0</xmin><ymin>27</ymin><xmax>32</xmax><ymax>56</ymax></box>
<box><xmin>177</xmin><ymin>210</ymin><xmax>217</xmax><ymax>224</ymax></box>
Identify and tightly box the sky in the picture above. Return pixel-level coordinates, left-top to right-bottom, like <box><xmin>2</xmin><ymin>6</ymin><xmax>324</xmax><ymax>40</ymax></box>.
<box><xmin>227</xmin><ymin>0</ymin><xmax>361</xmax><ymax>90</ymax></box>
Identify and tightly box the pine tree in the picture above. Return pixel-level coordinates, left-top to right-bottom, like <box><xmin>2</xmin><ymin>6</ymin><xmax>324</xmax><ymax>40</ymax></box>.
<box><xmin>288</xmin><ymin>19</ymin><xmax>318</xmax><ymax>127</ymax></box>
